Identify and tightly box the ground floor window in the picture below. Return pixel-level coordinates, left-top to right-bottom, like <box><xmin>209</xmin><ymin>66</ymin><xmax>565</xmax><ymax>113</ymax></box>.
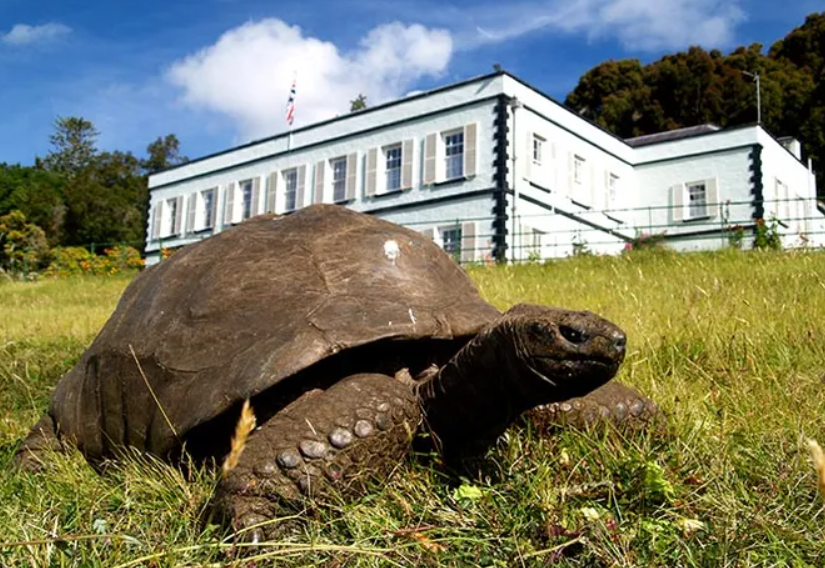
<box><xmin>284</xmin><ymin>169</ymin><xmax>298</xmax><ymax>211</ymax></box>
<box><xmin>687</xmin><ymin>181</ymin><xmax>707</xmax><ymax>218</ymax></box>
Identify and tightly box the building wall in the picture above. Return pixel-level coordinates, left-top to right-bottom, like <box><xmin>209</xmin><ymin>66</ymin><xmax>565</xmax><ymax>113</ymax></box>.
<box><xmin>146</xmin><ymin>89</ymin><xmax>501</xmax><ymax>264</ymax></box>
<box><xmin>757</xmin><ymin>130</ymin><xmax>821</xmax><ymax>247</ymax></box>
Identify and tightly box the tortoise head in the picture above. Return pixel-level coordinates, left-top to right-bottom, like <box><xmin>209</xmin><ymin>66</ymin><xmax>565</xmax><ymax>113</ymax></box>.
<box><xmin>503</xmin><ymin>303</ymin><xmax>626</xmax><ymax>404</ymax></box>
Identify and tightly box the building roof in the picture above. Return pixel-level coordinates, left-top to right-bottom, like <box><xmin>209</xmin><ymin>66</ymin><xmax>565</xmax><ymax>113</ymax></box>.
<box><xmin>624</xmin><ymin>124</ymin><xmax>722</xmax><ymax>147</ymax></box>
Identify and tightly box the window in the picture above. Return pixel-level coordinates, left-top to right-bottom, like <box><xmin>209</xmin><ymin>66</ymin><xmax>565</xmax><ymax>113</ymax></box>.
<box><xmin>533</xmin><ymin>134</ymin><xmax>545</xmax><ymax>165</ymax></box>
<box><xmin>240</xmin><ymin>180</ymin><xmax>253</xmax><ymax>220</ymax></box>
<box><xmin>166</xmin><ymin>197</ymin><xmax>177</xmax><ymax>235</ymax></box>
<box><xmin>573</xmin><ymin>155</ymin><xmax>585</xmax><ymax>184</ymax></box>
<box><xmin>687</xmin><ymin>181</ymin><xmax>707</xmax><ymax>218</ymax></box>
<box><xmin>202</xmin><ymin>189</ymin><xmax>215</xmax><ymax>228</ymax></box>
<box><xmin>440</xmin><ymin>226</ymin><xmax>462</xmax><ymax>257</ymax></box>
<box><xmin>608</xmin><ymin>173</ymin><xmax>619</xmax><ymax>205</ymax></box>
<box><xmin>331</xmin><ymin>157</ymin><xmax>347</xmax><ymax>202</ymax></box>
<box><xmin>284</xmin><ymin>169</ymin><xmax>298</xmax><ymax>212</ymax></box>
<box><xmin>444</xmin><ymin>130</ymin><xmax>464</xmax><ymax>180</ymax></box>
<box><xmin>385</xmin><ymin>145</ymin><xmax>402</xmax><ymax>192</ymax></box>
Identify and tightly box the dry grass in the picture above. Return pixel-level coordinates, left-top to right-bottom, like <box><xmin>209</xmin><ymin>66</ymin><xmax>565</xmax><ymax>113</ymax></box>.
<box><xmin>222</xmin><ymin>400</ymin><xmax>256</xmax><ymax>477</ymax></box>
<box><xmin>2</xmin><ymin>250</ymin><xmax>825</xmax><ymax>566</ymax></box>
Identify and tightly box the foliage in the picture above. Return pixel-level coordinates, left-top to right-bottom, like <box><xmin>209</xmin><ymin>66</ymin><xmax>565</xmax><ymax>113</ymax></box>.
<box><xmin>626</xmin><ymin>231</ymin><xmax>667</xmax><ymax>251</ymax></box>
<box><xmin>44</xmin><ymin>245</ymin><xmax>144</xmax><ymax>277</ymax></box>
<box><xmin>565</xmin><ymin>12</ymin><xmax>825</xmax><ymax>197</ymax></box>
<box><xmin>0</xmin><ymin>210</ymin><xmax>51</xmax><ymax>274</ymax></box>
<box><xmin>727</xmin><ymin>224</ymin><xmax>746</xmax><ymax>249</ymax></box>
<box><xmin>38</xmin><ymin>116</ymin><xmax>100</xmax><ymax>179</ymax></box>
<box><xmin>0</xmin><ymin>164</ymin><xmax>66</xmax><ymax>245</ymax></box>
<box><xmin>142</xmin><ymin>134</ymin><xmax>189</xmax><ymax>174</ymax></box>
<box><xmin>753</xmin><ymin>217</ymin><xmax>783</xmax><ymax>250</ymax></box>
<box><xmin>350</xmin><ymin>93</ymin><xmax>368</xmax><ymax>112</ymax></box>
<box><xmin>4</xmin><ymin>250</ymin><xmax>825</xmax><ymax>565</ymax></box>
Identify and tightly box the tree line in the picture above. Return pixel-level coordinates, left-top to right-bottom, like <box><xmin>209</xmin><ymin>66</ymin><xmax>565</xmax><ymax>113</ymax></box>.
<box><xmin>0</xmin><ymin>118</ymin><xmax>187</xmax><ymax>265</ymax></box>
<box><xmin>565</xmin><ymin>12</ymin><xmax>825</xmax><ymax>197</ymax></box>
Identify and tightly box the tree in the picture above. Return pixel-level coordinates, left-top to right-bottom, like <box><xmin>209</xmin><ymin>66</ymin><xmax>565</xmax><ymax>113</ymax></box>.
<box><xmin>142</xmin><ymin>134</ymin><xmax>188</xmax><ymax>175</ymax></box>
<box><xmin>40</xmin><ymin>116</ymin><xmax>99</xmax><ymax>179</ymax></box>
<box><xmin>0</xmin><ymin>210</ymin><xmax>50</xmax><ymax>273</ymax></box>
<box><xmin>350</xmin><ymin>94</ymin><xmax>368</xmax><ymax>112</ymax></box>
<box><xmin>0</xmin><ymin>164</ymin><xmax>66</xmax><ymax>245</ymax></box>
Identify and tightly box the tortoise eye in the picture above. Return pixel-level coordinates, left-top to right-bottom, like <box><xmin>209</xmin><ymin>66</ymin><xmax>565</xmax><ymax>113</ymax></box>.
<box><xmin>560</xmin><ymin>325</ymin><xmax>588</xmax><ymax>345</ymax></box>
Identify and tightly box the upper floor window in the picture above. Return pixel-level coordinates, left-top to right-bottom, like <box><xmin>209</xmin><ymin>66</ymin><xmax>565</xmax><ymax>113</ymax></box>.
<box><xmin>573</xmin><ymin>155</ymin><xmax>585</xmax><ymax>185</ymax></box>
<box><xmin>240</xmin><ymin>180</ymin><xmax>254</xmax><ymax>220</ymax></box>
<box><xmin>166</xmin><ymin>197</ymin><xmax>177</xmax><ymax>235</ymax></box>
<box><xmin>687</xmin><ymin>181</ymin><xmax>707</xmax><ymax>218</ymax></box>
<box><xmin>533</xmin><ymin>134</ymin><xmax>545</xmax><ymax>165</ymax></box>
<box><xmin>331</xmin><ymin>157</ymin><xmax>347</xmax><ymax>202</ymax></box>
<box><xmin>202</xmin><ymin>189</ymin><xmax>215</xmax><ymax>229</ymax></box>
<box><xmin>284</xmin><ymin>169</ymin><xmax>298</xmax><ymax>212</ymax></box>
<box><xmin>385</xmin><ymin>145</ymin><xmax>402</xmax><ymax>192</ymax></box>
<box><xmin>444</xmin><ymin>130</ymin><xmax>464</xmax><ymax>180</ymax></box>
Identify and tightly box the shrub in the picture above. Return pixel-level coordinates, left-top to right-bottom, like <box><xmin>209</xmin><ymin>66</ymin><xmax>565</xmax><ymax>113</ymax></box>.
<box><xmin>45</xmin><ymin>245</ymin><xmax>144</xmax><ymax>277</ymax></box>
<box><xmin>0</xmin><ymin>210</ymin><xmax>51</xmax><ymax>275</ymax></box>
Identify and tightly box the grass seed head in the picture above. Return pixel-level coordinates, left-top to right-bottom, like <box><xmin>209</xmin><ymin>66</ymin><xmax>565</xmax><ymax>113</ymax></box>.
<box><xmin>222</xmin><ymin>399</ymin><xmax>256</xmax><ymax>477</ymax></box>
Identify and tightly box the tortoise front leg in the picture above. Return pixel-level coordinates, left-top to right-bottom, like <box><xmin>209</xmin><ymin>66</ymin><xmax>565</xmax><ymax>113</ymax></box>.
<box><xmin>525</xmin><ymin>381</ymin><xmax>664</xmax><ymax>432</ymax></box>
<box><xmin>213</xmin><ymin>373</ymin><xmax>421</xmax><ymax>542</ymax></box>
<box><xmin>13</xmin><ymin>413</ymin><xmax>65</xmax><ymax>472</ymax></box>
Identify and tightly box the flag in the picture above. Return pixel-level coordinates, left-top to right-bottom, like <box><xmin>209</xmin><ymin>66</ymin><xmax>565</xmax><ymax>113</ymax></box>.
<box><xmin>285</xmin><ymin>78</ymin><xmax>296</xmax><ymax>126</ymax></box>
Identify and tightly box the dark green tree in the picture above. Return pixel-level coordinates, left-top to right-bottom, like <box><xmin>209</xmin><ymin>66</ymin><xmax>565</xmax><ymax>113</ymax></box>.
<box><xmin>350</xmin><ymin>94</ymin><xmax>368</xmax><ymax>112</ymax></box>
<box><xmin>142</xmin><ymin>134</ymin><xmax>189</xmax><ymax>175</ymax></box>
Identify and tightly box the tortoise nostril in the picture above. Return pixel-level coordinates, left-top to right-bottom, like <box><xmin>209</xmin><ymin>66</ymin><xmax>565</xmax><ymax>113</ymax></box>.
<box><xmin>613</xmin><ymin>333</ymin><xmax>627</xmax><ymax>350</ymax></box>
<box><xmin>560</xmin><ymin>325</ymin><xmax>588</xmax><ymax>345</ymax></box>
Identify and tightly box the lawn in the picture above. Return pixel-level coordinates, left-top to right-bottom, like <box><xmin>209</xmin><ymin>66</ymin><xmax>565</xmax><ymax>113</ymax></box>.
<box><xmin>2</xmin><ymin>249</ymin><xmax>825</xmax><ymax>567</ymax></box>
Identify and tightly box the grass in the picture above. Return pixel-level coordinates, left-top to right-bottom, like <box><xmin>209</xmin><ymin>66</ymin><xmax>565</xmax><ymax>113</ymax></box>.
<box><xmin>2</xmin><ymin>250</ymin><xmax>825</xmax><ymax>566</ymax></box>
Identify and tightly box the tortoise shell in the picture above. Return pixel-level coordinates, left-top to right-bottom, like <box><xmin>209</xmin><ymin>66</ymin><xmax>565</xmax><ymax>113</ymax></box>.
<box><xmin>49</xmin><ymin>205</ymin><xmax>500</xmax><ymax>463</ymax></box>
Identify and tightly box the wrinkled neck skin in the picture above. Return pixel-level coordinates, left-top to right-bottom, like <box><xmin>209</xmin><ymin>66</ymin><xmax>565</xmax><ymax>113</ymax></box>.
<box><xmin>417</xmin><ymin>322</ymin><xmax>537</xmax><ymax>463</ymax></box>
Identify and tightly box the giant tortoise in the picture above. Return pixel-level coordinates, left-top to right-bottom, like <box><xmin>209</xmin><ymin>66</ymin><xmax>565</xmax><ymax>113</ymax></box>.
<box><xmin>15</xmin><ymin>204</ymin><xmax>653</xmax><ymax>539</ymax></box>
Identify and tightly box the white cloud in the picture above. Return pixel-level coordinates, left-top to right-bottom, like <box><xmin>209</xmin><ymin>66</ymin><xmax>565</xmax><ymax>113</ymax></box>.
<box><xmin>1</xmin><ymin>23</ymin><xmax>71</xmax><ymax>46</ymax></box>
<box><xmin>167</xmin><ymin>19</ymin><xmax>452</xmax><ymax>141</ymax></box>
<box><xmin>461</xmin><ymin>0</ymin><xmax>745</xmax><ymax>51</ymax></box>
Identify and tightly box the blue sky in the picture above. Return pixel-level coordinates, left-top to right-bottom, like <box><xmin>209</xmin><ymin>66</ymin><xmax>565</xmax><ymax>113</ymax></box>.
<box><xmin>0</xmin><ymin>0</ymin><xmax>820</xmax><ymax>166</ymax></box>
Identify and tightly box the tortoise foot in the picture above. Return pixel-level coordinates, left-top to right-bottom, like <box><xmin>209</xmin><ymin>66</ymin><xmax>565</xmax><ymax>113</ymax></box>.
<box><xmin>214</xmin><ymin>373</ymin><xmax>422</xmax><ymax>541</ymax></box>
<box><xmin>13</xmin><ymin>414</ymin><xmax>65</xmax><ymax>473</ymax></box>
<box><xmin>526</xmin><ymin>381</ymin><xmax>664</xmax><ymax>433</ymax></box>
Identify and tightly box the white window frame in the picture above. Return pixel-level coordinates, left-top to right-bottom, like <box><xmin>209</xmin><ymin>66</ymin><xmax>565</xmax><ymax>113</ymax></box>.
<box><xmin>165</xmin><ymin>197</ymin><xmax>178</xmax><ymax>237</ymax></box>
<box><xmin>331</xmin><ymin>156</ymin><xmax>347</xmax><ymax>202</ymax></box>
<box><xmin>239</xmin><ymin>179</ymin><xmax>254</xmax><ymax>221</ymax></box>
<box><xmin>384</xmin><ymin>144</ymin><xmax>402</xmax><ymax>193</ymax></box>
<box><xmin>283</xmin><ymin>168</ymin><xmax>298</xmax><ymax>212</ymax></box>
<box><xmin>201</xmin><ymin>188</ymin><xmax>215</xmax><ymax>230</ymax></box>
<box><xmin>443</xmin><ymin>129</ymin><xmax>464</xmax><ymax>181</ymax></box>
<box><xmin>533</xmin><ymin>134</ymin><xmax>545</xmax><ymax>165</ymax></box>
<box><xmin>686</xmin><ymin>181</ymin><xmax>708</xmax><ymax>219</ymax></box>
<box><xmin>573</xmin><ymin>155</ymin><xmax>585</xmax><ymax>185</ymax></box>
<box><xmin>437</xmin><ymin>224</ymin><xmax>463</xmax><ymax>258</ymax></box>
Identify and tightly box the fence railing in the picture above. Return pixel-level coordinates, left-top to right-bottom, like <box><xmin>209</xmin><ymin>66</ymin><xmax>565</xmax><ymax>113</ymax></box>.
<box><xmin>3</xmin><ymin>196</ymin><xmax>824</xmax><ymax>279</ymax></box>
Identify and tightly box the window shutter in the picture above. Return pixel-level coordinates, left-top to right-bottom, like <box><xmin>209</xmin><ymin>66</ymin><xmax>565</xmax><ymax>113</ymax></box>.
<box><xmin>313</xmin><ymin>160</ymin><xmax>325</xmax><ymax>204</ymax></box>
<box><xmin>266</xmin><ymin>172</ymin><xmax>278</xmax><ymax>213</ymax></box>
<box><xmin>604</xmin><ymin>171</ymin><xmax>611</xmax><ymax>208</ymax></box>
<box><xmin>421</xmin><ymin>228</ymin><xmax>435</xmax><ymax>240</ymax></box>
<box><xmin>460</xmin><ymin>221</ymin><xmax>477</xmax><ymax>264</ymax></box>
<box><xmin>209</xmin><ymin>188</ymin><xmax>219</xmax><ymax>227</ymax></box>
<box><xmin>224</xmin><ymin>182</ymin><xmax>236</xmax><ymax>225</ymax></box>
<box><xmin>567</xmin><ymin>152</ymin><xmax>574</xmax><ymax>197</ymax></box>
<box><xmin>401</xmin><ymin>139</ymin><xmax>414</xmax><ymax>190</ymax></box>
<box><xmin>671</xmin><ymin>183</ymin><xmax>685</xmax><ymax>222</ymax></box>
<box><xmin>186</xmin><ymin>192</ymin><xmax>197</xmax><ymax>233</ymax></box>
<box><xmin>251</xmin><ymin>177</ymin><xmax>261</xmax><ymax>216</ymax></box>
<box><xmin>463</xmin><ymin>123</ymin><xmax>477</xmax><ymax>178</ymax></box>
<box><xmin>296</xmin><ymin>165</ymin><xmax>307</xmax><ymax>209</ymax></box>
<box><xmin>151</xmin><ymin>202</ymin><xmax>162</xmax><ymax>240</ymax></box>
<box><xmin>173</xmin><ymin>195</ymin><xmax>184</xmax><ymax>235</ymax></box>
<box><xmin>706</xmin><ymin>178</ymin><xmax>719</xmax><ymax>218</ymax></box>
<box><xmin>345</xmin><ymin>153</ymin><xmax>357</xmax><ymax>200</ymax></box>
<box><xmin>366</xmin><ymin>148</ymin><xmax>378</xmax><ymax>197</ymax></box>
<box><xmin>524</xmin><ymin>131</ymin><xmax>532</xmax><ymax>180</ymax></box>
<box><xmin>423</xmin><ymin>133</ymin><xmax>437</xmax><ymax>185</ymax></box>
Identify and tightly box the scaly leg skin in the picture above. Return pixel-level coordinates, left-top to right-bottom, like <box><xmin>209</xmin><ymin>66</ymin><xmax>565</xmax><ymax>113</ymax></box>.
<box><xmin>525</xmin><ymin>381</ymin><xmax>664</xmax><ymax>433</ymax></box>
<box><xmin>13</xmin><ymin>414</ymin><xmax>65</xmax><ymax>473</ymax></box>
<box><xmin>213</xmin><ymin>373</ymin><xmax>421</xmax><ymax>543</ymax></box>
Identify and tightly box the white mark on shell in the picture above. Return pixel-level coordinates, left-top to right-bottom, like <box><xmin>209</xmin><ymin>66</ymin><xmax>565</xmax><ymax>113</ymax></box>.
<box><xmin>383</xmin><ymin>240</ymin><xmax>400</xmax><ymax>264</ymax></box>
<box><xmin>408</xmin><ymin>308</ymin><xmax>416</xmax><ymax>324</ymax></box>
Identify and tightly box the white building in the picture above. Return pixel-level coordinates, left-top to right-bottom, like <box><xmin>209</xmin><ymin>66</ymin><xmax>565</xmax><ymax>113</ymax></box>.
<box><xmin>145</xmin><ymin>70</ymin><xmax>822</xmax><ymax>265</ymax></box>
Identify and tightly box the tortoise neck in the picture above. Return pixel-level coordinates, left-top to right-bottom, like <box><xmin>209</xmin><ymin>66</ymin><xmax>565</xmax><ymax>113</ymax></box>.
<box><xmin>417</xmin><ymin>323</ymin><xmax>531</xmax><ymax>463</ymax></box>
